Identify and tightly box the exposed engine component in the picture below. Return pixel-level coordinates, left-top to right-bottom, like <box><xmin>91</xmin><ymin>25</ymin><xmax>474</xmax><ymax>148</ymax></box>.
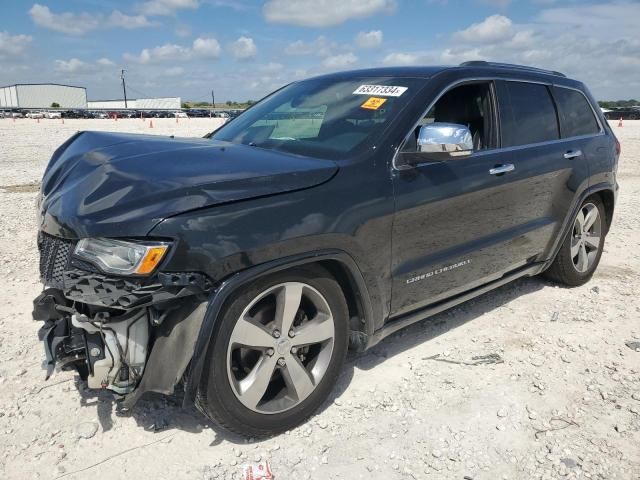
<box><xmin>72</xmin><ymin>310</ymin><xmax>149</xmax><ymax>394</ymax></box>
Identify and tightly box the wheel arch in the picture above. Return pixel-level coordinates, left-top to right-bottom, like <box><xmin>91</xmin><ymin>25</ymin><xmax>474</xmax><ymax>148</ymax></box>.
<box><xmin>182</xmin><ymin>249</ymin><xmax>375</xmax><ymax>408</ymax></box>
<box><xmin>545</xmin><ymin>183</ymin><xmax>616</xmax><ymax>269</ymax></box>
<box><xmin>593</xmin><ymin>188</ymin><xmax>615</xmax><ymax>234</ymax></box>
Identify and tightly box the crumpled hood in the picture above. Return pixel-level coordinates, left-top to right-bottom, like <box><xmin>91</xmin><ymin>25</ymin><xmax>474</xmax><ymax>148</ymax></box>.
<box><xmin>39</xmin><ymin>131</ymin><xmax>338</xmax><ymax>238</ymax></box>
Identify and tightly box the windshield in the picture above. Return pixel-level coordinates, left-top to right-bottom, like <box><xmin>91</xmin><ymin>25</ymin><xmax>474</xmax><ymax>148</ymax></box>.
<box><xmin>211</xmin><ymin>77</ymin><xmax>425</xmax><ymax>160</ymax></box>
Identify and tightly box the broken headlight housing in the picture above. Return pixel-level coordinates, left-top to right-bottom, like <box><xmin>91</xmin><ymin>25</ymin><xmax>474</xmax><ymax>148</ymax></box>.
<box><xmin>74</xmin><ymin>238</ymin><xmax>170</xmax><ymax>276</ymax></box>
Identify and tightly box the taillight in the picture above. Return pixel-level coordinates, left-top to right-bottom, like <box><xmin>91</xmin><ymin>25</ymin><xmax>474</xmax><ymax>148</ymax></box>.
<box><xmin>615</xmin><ymin>138</ymin><xmax>621</xmax><ymax>156</ymax></box>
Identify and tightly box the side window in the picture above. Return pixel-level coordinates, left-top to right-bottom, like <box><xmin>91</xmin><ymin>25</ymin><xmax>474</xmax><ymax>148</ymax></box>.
<box><xmin>553</xmin><ymin>87</ymin><xmax>600</xmax><ymax>138</ymax></box>
<box><xmin>499</xmin><ymin>81</ymin><xmax>559</xmax><ymax>147</ymax></box>
<box><xmin>402</xmin><ymin>82</ymin><xmax>496</xmax><ymax>152</ymax></box>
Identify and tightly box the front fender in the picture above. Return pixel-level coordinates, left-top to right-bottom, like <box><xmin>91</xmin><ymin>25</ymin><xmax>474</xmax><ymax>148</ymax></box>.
<box><xmin>181</xmin><ymin>249</ymin><xmax>373</xmax><ymax>408</ymax></box>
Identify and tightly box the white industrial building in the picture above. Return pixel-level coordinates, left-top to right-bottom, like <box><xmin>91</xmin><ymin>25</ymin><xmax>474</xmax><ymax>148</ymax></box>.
<box><xmin>0</xmin><ymin>83</ymin><xmax>87</xmax><ymax>108</ymax></box>
<box><xmin>87</xmin><ymin>97</ymin><xmax>181</xmax><ymax>110</ymax></box>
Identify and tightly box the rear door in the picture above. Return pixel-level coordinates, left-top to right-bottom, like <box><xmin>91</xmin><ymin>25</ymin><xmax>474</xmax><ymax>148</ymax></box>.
<box><xmin>483</xmin><ymin>80</ymin><xmax>587</xmax><ymax>269</ymax></box>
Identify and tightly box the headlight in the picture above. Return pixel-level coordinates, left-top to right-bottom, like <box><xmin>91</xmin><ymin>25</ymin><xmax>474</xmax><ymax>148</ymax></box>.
<box><xmin>74</xmin><ymin>238</ymin><xmax>170</xmax><ymax>276</ymax></box>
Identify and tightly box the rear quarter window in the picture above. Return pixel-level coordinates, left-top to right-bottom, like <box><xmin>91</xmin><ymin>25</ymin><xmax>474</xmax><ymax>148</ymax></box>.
<box><xmin>553</xmin><ymin>87</ymin><xmax>600</xmax><ymax>138</ymax></box>
<box><xmin>499</xmin><ymin>81</ymin><xmax>559</xmax><ymax>147</ymax></box>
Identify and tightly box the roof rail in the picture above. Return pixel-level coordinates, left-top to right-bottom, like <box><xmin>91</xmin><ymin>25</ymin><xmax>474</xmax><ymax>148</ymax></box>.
<box><xmin>459</xmin><ymin>61</ymin><xmax>566</xmax><ymax>78</ymax></box>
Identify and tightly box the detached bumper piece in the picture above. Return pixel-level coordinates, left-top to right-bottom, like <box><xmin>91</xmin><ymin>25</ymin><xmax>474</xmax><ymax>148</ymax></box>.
<box><xmin>64</xmin><ymin>269</ymin><xmax>213</xmax><ymax>309</ymax></box>
<box><xmin>35</xmin><ymin>289</ymin><xmax>96</xmax><ymax>381</ymax></box>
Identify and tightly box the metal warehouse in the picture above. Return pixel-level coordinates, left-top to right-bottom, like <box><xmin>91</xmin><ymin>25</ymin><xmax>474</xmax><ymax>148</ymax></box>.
<box><xmin>0</xmin><ymin>84</ymin><xmax>87</xmax><ymax>109</ymax></box>
<box><xmin>87</xmin><ymin>97</ymin><xmax>182</xmax><ymax>110</ymax></box>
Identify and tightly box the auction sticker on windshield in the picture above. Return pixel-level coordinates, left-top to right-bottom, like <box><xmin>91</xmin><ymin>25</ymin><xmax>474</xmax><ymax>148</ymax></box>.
<box><xmin>353</xmin><ymin>85</ymin><xmax>408</xmax><ymax>97</ymax></box>
<box><xmin>360</xmin><ymin>97</ymin><xmax>387</xmax><ymax>110</ymax></box>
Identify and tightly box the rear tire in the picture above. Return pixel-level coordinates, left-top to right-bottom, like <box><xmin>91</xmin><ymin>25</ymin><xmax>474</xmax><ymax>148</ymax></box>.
<box><xmin>544</xmin><ymin>196</ymin><xmax>606</xmax><ymax>286</ymax></box>
<box><xmin>196</xmin><ymin>265</ymin><xmax>348</xmax><ymax>438</ymax></box>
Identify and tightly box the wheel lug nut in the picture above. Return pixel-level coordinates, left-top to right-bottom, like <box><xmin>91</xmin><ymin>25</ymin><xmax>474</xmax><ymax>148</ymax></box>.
<box><xmin>288</xmin><ymin>329</ymin><xmax>295</xmax><ymax>338</ymax></box>
<box><xmin>266</xmin><ymin>348</ymin><xmax>274</xmax><ymax>357</ymax></box>
<box><xmin>291</xmin><ymin>347</ymin><xmax>298</xmax><ymax>354</ymax></box>
<box><xmin>272</xmin><ymin>329</ymin><xmax>280</xmax><ymax>338</ymax></box>
<box><xmin>277</xmin><ymin>358</ymin><xmax>286</xmax><ymax>367</ymax></box>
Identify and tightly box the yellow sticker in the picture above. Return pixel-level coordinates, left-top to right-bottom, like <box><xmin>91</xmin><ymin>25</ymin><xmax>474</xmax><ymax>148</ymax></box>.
<box><xmin>360</xmin><ymin>97</ymin><xmax>387</xmax><ymax>110</ymax></box>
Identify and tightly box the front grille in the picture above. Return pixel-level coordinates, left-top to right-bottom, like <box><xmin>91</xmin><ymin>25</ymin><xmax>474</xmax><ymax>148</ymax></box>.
<box><xmin>38</xmin><ymin>232</ymin><xmax>75</xmax><ymax>288</ymax></box>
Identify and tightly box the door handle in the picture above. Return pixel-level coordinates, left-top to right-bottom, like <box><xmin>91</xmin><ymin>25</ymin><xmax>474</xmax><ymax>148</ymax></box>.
<box><xmin>563</xmin><ymin>150</ymin><xmax>583</xmax><ymax>159</ymax></box>
<box><xmin>489</xmin><ymin>164</ymin><xmax>515</xmax><ymax>175</ymax></box>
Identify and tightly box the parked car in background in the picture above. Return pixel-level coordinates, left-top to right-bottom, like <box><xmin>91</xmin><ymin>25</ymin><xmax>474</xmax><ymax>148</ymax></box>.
<box><xmin>604</xmin><ymin>107</ymin><xmax>640</xmax><ymax>120</ymax></box>
<box><xmin>25</xmin><ymin>111</ymin><xmax>44</xmax><ymax>119</ymax></box>
<box><xmin>33</xmin><ymin>61</ymin><xmax>618</xmax><ymax>438</ymax></box>
<box><xmin>63</xmin><ymin>110</ymin><xmax>95</xmax><ymax>119</ymax></box>
<box><xmin>187</xmin><ymin>109</ymin><xmax>208</xmax><ymax>117</ymax></box>
<box><xmin>45</xmin><ymin>111</ymin><xmax>62</xmax><ymax>119</ymax></box>
<box><xmin>174</xmin><ymin>111</ymin><xmax>188</xmax><ymax>118</ymax></box>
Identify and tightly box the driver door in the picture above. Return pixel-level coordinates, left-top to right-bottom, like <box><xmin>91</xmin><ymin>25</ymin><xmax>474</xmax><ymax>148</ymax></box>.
<box><xmin>390</xmin><ymin>80</ymin><xmax>517</xmax><ymax>317</ymax></box>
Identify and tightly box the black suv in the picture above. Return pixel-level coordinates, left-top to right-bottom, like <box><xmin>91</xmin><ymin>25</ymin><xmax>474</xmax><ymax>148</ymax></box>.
<box><xmin>34</xmin><ymin>62</ymin><xmax>619</xmax><ymax>437</ymax></box>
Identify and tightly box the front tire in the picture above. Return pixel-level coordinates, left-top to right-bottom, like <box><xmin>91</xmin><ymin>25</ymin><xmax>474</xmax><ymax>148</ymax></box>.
<box><xmin>197</xmin><ymin>265</ymin><xmax>348</xmax><ymax>438</ymax></box>
<box><xmin>544</xmin><ymin>196</ymin><xmax>606</xmax><ymax>286</ymax></box>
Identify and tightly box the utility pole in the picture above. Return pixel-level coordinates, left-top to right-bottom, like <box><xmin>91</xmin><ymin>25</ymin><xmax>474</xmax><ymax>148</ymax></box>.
<box><xmin>211</xmin><ymin>89</ymin><xmax>215</xmax><ymax>110</ymax></box>
<box><xmin>121</xmin><ymin>69</ymin><xmax>128</xmax><ymax>109</ymax></box>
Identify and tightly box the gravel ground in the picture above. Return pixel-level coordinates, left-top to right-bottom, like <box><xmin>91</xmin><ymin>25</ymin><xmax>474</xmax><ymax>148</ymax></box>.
<box><xmin>0</xmin><ymin>118</ymin><xmax>638</xmax><ymax>480</ymax></box>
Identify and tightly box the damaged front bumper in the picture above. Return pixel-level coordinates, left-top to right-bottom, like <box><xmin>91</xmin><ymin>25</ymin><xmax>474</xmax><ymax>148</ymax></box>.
<box><xmin>33</xmin><ymin>257</ymin><xmax>214</xmax><ymax>406</ymax></box>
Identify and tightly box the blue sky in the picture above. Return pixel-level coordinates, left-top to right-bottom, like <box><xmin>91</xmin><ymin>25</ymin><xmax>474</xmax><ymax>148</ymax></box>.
<box><xmin>0</xmin><ymin>0</ymin><xmax>638</xmax><ymax>102</ymax></box>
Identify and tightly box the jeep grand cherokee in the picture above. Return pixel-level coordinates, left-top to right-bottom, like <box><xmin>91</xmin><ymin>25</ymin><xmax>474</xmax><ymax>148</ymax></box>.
<box><xmin>33</xmin><ymin>61</ymin><xmax>619</xmax><ymax>437</ymax></box>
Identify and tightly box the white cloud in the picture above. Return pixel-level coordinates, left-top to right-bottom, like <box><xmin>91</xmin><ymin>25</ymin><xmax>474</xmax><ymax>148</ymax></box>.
<box><xmin>285</xmin><ymin>36</ymin><xmax>337</xmax><ymax>57</ymax></box>
<box><xmin>192</xmin><ymin>37</ymin><xmax>221</xmax><ymax>58</ymax></box>
<box><xmin>230</xmin><ymin>36</ymin><xmax>257</xmax><ymax>60</ymax></box>
<box><xmin>259</xmin><ymin>62</ymin><xmax>284</xmax><ymax>73</ymax></box>
<box><xmin>55</xmin><ymin>57</ymin><xmax>123</xmax><ymax>74</ymax></box>
<box><xmin>321</xmin><ymin>52</ymin><xmax>358</xmax><ymax>69</ymax></box>
<box><xmin>97</xmin><ymin>58</ymin><xmax>115</xmax><ymax>66</ymax></box>
<box><xmin>107</xmin><ymin>10</ymin><xmax>155</xmax><ymax>29</ymax></box>
<box><xmin>125</xmin><ymin>43</ymin><xmax>190</xmax><ymax>63</ymax></box>
<box><xmin>54</xmin><ymin>58</ymin><xmax>90</xmax><ymax>73</ymax></box>
<box><xmin>138</xmin><ymin>0</ymin><xmax>199</xmax><ymax>16</ymax></box>
<box><xmin>175</xmin><ymin>24</ymin><xmax>192</xmax><ymax>37</ymax></box>
<box><xmin>537</xmin><ymin>1</ymin><xmax>639</xmax><ymax>38</ymax></box>
<box><xmin>29</xmin><ymin>4</ymin><xmax>155</xmax><ymax>35</ymax></box>
<box><xmin>125</xmin><ymin>36</ymin><xmax>220</xmax><ymax>63</ymax></box>
<box><xmin>263</xmin><ymin>0</ymin><xmax>394</xmax><ymax>27</ymax></box>
<box><xmin>29</xmin><ymin>4</ymin><xmax>99</xmax><ymax>35</ymax></box>
<box><xmin>212</xmin><ymin>0</ymin><xmax>248</xmax><ymax>10</ymax></box>
<box><xmin>382</xmin><ymin>52</ymin><xmax>421</xmax><ymax>66</ymax></box>
<box><xmin>163</xmin><ymin>66</ymin><xmax>185</xmax><ymax>76</ymax></box>
<box><xmin>440</xmin><ymin>6</ymin><xmax>640</xmax><ymax>99</ymax></box>
<box><xmin>454</xmin><ymin>14</ymin><xmax>513</xmax><ymax>43</ymax></box>
<box><xmin>356</xmin><ymin>30</ymin><xmax>383</xmax><ymax>48</ymax></box>
<box><xmin>0</xmin><ymin>31</ymin><xmax>32</xmax><ymax>59</ymax></box>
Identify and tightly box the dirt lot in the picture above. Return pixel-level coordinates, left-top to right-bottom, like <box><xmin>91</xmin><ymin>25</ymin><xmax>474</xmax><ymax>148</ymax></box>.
<box><xmin>0</xmin><ymin>118</ymin><xmax>638</xmax><ymax>480</ymax></box>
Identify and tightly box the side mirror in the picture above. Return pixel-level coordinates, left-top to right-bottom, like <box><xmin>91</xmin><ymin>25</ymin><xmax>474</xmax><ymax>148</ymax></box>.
<box><xmin>417</xmin><ymin>123</ymin><xmax>473</xmax><ymax>158</ymax></box>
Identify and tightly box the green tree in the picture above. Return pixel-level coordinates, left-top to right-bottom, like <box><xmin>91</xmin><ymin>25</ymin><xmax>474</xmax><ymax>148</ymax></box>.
<box><xmin>50</xmin><ymin>102</ymin><xmax>60</xmax><ymax>108</ymax></box>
